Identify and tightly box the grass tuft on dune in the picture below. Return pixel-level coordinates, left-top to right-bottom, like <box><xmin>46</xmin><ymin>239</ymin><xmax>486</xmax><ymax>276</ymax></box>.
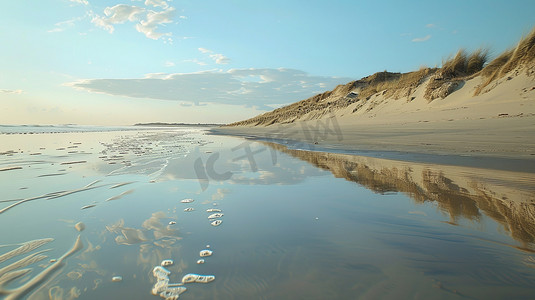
<box><xmin>475</xmin><ymin>27</ymin><xmax>535</xmax><ymax>95</ymax></box>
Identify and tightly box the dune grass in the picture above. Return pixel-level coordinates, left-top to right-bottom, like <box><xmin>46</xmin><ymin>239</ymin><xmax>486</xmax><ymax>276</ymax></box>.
<box><xmin>500</xmin><ymin>26</ymin><xmax>535</xmax><ymax>74</ymax></box>
<box><xmin>423</xmin><ymin>48</ymin><xmax>489</xmax><ymax>101</ymax></box>
<box><xmin>358</xmin><ymin>48</ymin><xmax>489</xmax><ymax>103</ymax></box>
<box><xmin>475</xmin><ymin>27</ymin><xmax>535</xmax><ymax>95</ymax></box>
<box><xmin>355</xmin><ymin>67</ymin><xmax>437</xmax><ymax>101</ymax></box>
<box><xmin>441</xmin><ymin>48</ymin><xmax>489</xmax><ymax>78</ymax></box>
<box><xmin>467</xmin><ymin>48</ymin><xmax>490</xmax><ymax>75</ymax></box>
<box><xmin>480</xmin><ymin>49</ymin><xmax>514</xmax><ymax>78</ymax></box>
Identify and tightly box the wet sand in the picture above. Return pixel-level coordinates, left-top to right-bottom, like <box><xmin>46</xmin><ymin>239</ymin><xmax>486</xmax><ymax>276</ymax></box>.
<box><xmin>1</xmin><ymin>126</ymin><xmax>535</xmax><ymax>299</ymax></box>
<box><xmin>212</xmin><ymin>115</ymin><xmax>535</xmax><ymax>173</ymax></box>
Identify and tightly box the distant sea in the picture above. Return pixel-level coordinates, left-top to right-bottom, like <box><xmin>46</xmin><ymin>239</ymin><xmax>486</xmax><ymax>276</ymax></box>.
<box><xmin>0</xmin><ymin>124</ymin><xmax>189</xmax><ymax>134</ymax></box>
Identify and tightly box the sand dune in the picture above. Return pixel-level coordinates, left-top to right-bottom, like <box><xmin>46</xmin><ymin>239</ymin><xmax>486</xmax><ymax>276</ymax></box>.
<box><xmin>219</xmin><ymin>28</ymin><xmax>535</xmax><ymax>162</ymax></box>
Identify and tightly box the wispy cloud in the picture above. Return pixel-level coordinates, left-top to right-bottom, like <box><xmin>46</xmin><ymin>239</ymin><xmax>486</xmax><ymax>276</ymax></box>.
<box><xmin>198</xmin><ymin>48</ymin><xmax>230</xmax><ymax>64</ymax></box>
<box><xmin>48</xmin><ymin>18</ymin><xmax>78</xmax><ymax>33</ymax></box>
<box><xmin>69</xmin><ymin>0</ymin><xmax>88</xmax><ymax>5</ymax></box>
<box><xmin>164</xmin><ymin>61</ymin><xmax>175</xmax><ymax>67</ymax></box>
<box><xmin>210</xmin><ymin>53</ymin><xmax>230</xmax><ymax>64</ymax></box>
<box><xmin>68</xmin><ymin>68</ymin><xmax>351</xmax><ymax>109</ymax></box>
<box><xmin>1</xmin><ymin>89</ymin><xmax>23</xmax><ymax>94</ymax></box>
<box><xmin>91</xmin><ymin>1</ymin><xmax>179</xmax><ymax>41</ymax></box>
<box><xmin>184</xmin><ymin>59</ymin><xmax>208</xmax><ymax>66</ymax></box>
<box><xmin>425</xmin><ymin>23</ymin><xmax>436</xmax><ymax>28</ymax></box>
<box><xmin>412</xmin><ymin>35</ymin><xmax>431</xmax><ymax>42</ymax></box>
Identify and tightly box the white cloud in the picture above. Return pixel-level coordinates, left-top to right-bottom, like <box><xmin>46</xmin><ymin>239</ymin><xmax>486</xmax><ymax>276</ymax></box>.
<box><xmin>48</xmin><ymin>18</ymin><xmax>78</xmax><ymax>33</ymax></box>
<box><xmin>68</xmin><ymin>68</ymin><xmax>351</xmax><ymax>110</ymax></box>
<box><xmin>198</xmin><ymin>48</ymin><xmax>231</xmax><ymax>64</ymax></box>
<box><xmin>164</xmin><ymin>61</ymin><xmax>175</xmax><ymax>67</ymax></box>
<box><xmin>210</xmin><ymin>53</ymin><xmax>230</xmax><ymax>64</ymax></box>
<box><xmin>135</xmin><ymin>7</ymin><xmax>175</xmax><ymax>40</ymax></box>
<box><xmin>145</xmin><ymin>0</ymin><xmax>169</xmax><ymax>9</ymax></box>
<box><xmin>425</xmin><ymin>23</ymin><xmax>436</xmax><ymax>28</ymax></box>
<box><xmin>92</xmin><ymin>4</ymin><xmax>145</xmax><ymax>33</ymax></box>
<box><xmin>184</xmin><ymin>59</ymin><xmax>208</xmax><ymax>66</ymax></box>
<box><xmin>1</xmin><ymin>89</ymin><xmax>23</xmax><ymax>94</ymax></box>
<box><xmin>412</xmin><ymin>35</ymin><xmax>431</xmax><ymax>42</ymax></box>
<box><xmin>143</xmin><ymin>72</ymin><xmax>174</xmax><ymax>79</ymax></box>
<box><xmin>91</xmin><ymin>3</ymin><xmax>177</xmax><ymax>40</ymax></box>
<box><xmin>48</xmin><ymin>28</ymin><xmax>63</xmax><ymax>33</ymax></box>
<box><xmin>69</xmin><ymin>0</ymin><xmax>88</xmax><ymax>5</ymax></box>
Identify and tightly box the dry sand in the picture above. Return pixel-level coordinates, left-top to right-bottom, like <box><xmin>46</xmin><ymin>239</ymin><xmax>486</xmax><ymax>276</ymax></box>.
<box><xmin>214</xmin><ymin>72</ymin><xmax>535</xmax><ymax>169</ymax></box>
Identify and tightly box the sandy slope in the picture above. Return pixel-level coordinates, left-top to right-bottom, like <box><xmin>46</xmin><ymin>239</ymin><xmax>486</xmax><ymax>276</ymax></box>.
<box><xmin>217</xmin><ymin>71</ymin><xmax>535</xmax><ymax>163</ymax></box>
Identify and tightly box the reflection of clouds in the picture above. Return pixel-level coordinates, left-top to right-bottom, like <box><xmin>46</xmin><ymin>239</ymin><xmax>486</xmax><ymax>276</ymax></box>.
<box><xmin>161</xmin><ymin>141</ymin><xmax>327</xmax><ymax>187</ymax></box>
<box><xmin>138</xmin><ymin>242</ymin><xmax>186</xmax><ymax>276</ymax></box>
<box><xmin>104</xmin><ymin>211</ymin><xmax>184</xmax><ymax>277</ymax></box>
<box><xmin>48</xmin><ymin>213</ymin><xmax>184</xmax><ymax>299</ymax></box>
<box><xmin>106</xmin><ymin>212</ymin><xmax>180</xmax><ymax>245</ymax></box>
<box><xmin>212</xmin><ymin>188</ymin><xmax>230</xmax><ymax>201</ymax></box>
<box><xmin>79</xmin><ymin>240</ymin><xmax>102</xmax><ymax>259</ymax></box>
<box><xmin>47</xmin><ymin>286</ymin><xmax>82</xmax><ymax>300</ymax></box>
<box><xmin>115</xmin><ymin>227</ymin><xmax>148</xmax><ymax>245</ymax></box>
<box><xmin>228</xmin><ymin>155</ymin><xmax>326</xmax><ymax>186</ymax></box>
<box><xmin>142</xmin><ymin>211</ymin><xmax>178</xmax><ymax>240</ymax></box>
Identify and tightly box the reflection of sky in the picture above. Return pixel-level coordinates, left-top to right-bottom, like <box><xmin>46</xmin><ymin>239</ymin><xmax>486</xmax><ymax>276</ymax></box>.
<box><xmin>160</xmin><ymin>138</ymin><xmax>329</xmax><ymax>187</ymax></box>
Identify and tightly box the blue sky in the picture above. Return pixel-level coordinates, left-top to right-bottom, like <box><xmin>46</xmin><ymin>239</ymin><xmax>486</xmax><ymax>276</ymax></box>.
<box><xmin>1</xmin><ymin>0</ymin><xmax>534</xmax><ymax>125</ymax></box>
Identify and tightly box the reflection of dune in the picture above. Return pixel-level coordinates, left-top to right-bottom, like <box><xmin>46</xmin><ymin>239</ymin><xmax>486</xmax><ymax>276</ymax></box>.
<box><xmin>263</xmin><ymin>142</ymin><xmax>535</xmax><ymax>248</ymax></box>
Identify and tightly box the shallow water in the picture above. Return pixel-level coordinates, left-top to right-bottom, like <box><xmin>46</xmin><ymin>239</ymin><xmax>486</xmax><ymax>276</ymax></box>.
<box><xmin>0</xmin><ymin>126</ymin><xmax>534</xmax><ymax>299</ymax></box>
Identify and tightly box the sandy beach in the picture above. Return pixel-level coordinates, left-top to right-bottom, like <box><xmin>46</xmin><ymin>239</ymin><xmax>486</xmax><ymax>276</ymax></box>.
<box><xmin>215</xmin><ymin>69</ymin><xmax>535</xmax><ymax>171</ymax></box>
<box><xmin>214</xmin><ymin>116</ymin><xmax>535</xmax><ymax>171</ymax></box>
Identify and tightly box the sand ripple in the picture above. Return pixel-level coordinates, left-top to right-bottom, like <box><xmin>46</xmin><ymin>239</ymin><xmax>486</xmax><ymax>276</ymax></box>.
<box><xmin>0</xmin><ymin>236</ymin><xmax>83</xmax><ymax>299</ymax></box>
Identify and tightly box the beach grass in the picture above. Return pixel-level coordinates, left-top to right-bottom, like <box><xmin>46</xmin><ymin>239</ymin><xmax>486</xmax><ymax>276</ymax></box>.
<box><xmin>440</xmin><ymin>48</ymin><xmax>489</xmax><ymax>78</ymax></box>
<box><xmin>358</xmin><ymin>67</ymin><xmax>437</xmax><ymax>100</ymax></box>
<box><xmin>475</xmin><ymin>27</ymin><xmax>535</xmax><ymax>95</ymax></box>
